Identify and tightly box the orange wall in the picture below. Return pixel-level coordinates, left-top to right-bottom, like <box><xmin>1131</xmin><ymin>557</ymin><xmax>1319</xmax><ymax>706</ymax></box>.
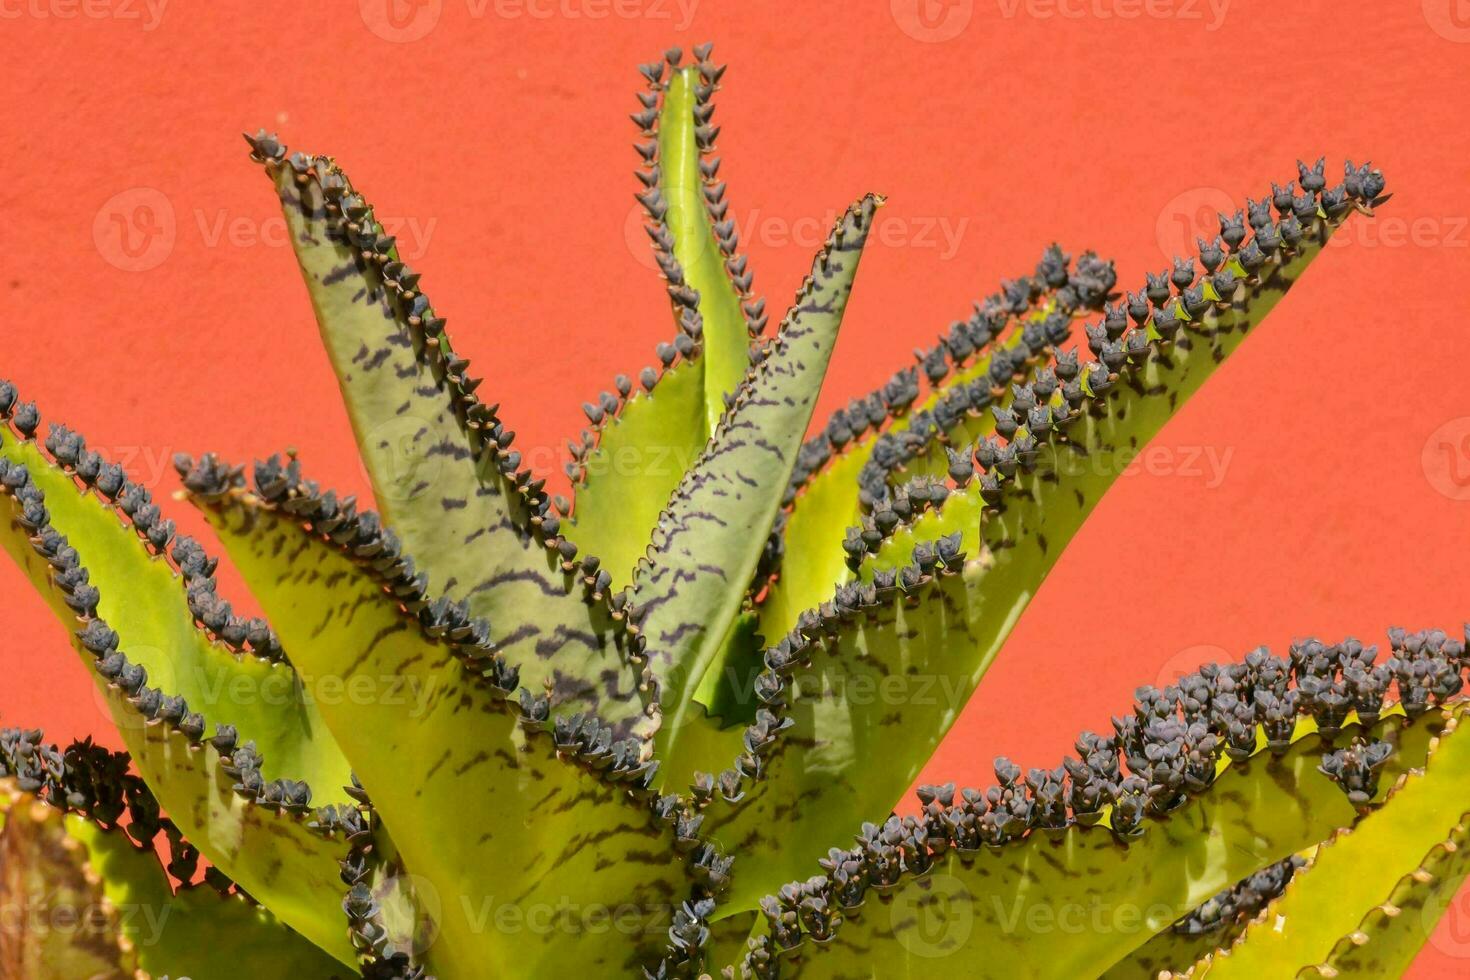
<box><xmin>3</xmin><ymin>0</ymin><xmax>1469</xmax><ymax>971</ymax></box>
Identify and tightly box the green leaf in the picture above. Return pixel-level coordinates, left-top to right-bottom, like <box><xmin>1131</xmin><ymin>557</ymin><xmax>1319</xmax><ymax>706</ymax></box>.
<box><xmin>693</xmin><ymin>181</ymin><xmax>1388</xmax><ymax>902</ymax></box>
<box><xmin>1313</xmin><ymin>822</ymin><xmax>1470</xmax><ymax>977</ymax></box>
<box><xmin>88</xmin><ymin>683</ymin><xmax>357</xmax><ymax>968</ymax></box>
<box><xmin>657</xmin><ymin>57</ymin><xmax>757</xmax><ymax>429</ymax></box>
<box><xmin>865</xmin><ymin>221</ymin><xmax>1360</xmax><ymax>580</ymax></box>
<box><xmin>747</xmin><ymin>318</ymin><xmax>1035</xmax><ymax>664</ymax></box>
<box><xmin>1197</xmin><ymin>713</ymin><xmax>1470</xmax><ymax>978</ymax></box>
<box><xmin>699</xmin><ymin>271</ymin><xmax>1092</xmax><ymax>717</ymax></box>
<box><xmin>633</xmin><ymin>194</ymin><xmax>882</xmax><ymax>769</ymax></box>
<box><xmin>735</xmin><ymin>707</ymin><xmax>1452</xmax><ymax>979</ymax></box>
<box><xmin>698</xmin><ymin>561</ymin><xmax>1005</xmax><ymax>916</ymax></box>
<box><xmin>696</xmin><ymin>325</ymin><xmax>1035</xmax><ymax>719</ymax></box>
<box><xmin>252</xmin><ymin>137</ymin><xmax>651</xmax><ymax>737</ymax></box>
<box><xmin>0</xmin><ymin>430</ymin><xmax>351</xmax><ymax>797</ymax></box>
<box><xmin>706</xmin><ymin>198</ymin><xmax>1375</xmax><ymax>906</ymax></box>
<box><xmin>0</xmin><ymin>423</ymin><xmax>359</xmax><ymax>966</ymax></box>
<box><xmin>187</xmin><ymin>468</ymin><xmax>704</xmax><ymax>979</ymax></box>
<box><xmin>566</xmin><ymin>48</ymin><xmax>764</xmax><ymax>590</ymax></box>
<box><xmin>565</xmin><ymin>358</ymin><xmax>707</xmax><ymax>591</ymax></box>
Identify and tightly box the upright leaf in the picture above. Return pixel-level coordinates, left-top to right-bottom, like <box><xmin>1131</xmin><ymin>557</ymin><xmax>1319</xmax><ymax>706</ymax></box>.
<box><xmin>567</xmin><ymin>45</ymin><xmax>774</xmax><ymax>588</ymax></box>
<box><xmin>631</xmin><ymin>194</ymin><xmax>882</xmax><ymax>764</ymax></box>
<box><xmin>654</xmin><ymin>51</ymin><xmax>755</xmax><ymax>418</ymax></box>
<box><xmin>565</xmin><ymin>360</ymin><xmax>707</xmax><ymax>591</ymax></box>
<box><xmin>250</xmin><ymin>135</ymin><xmax>651</xmax><ymax>735</ymax></box>
<box><xmin>682</xmin><ymin>169</ymin><xmax>1389</xmax><ymax>914</ymax></box>
<box><xmin>184</xmin><ymin>459</ymin><xmax>721</xmax><ymax>978</ymax></box>
<box><xmin>696</xmin><ymin>559</ymin><xmax>1003</xmax><ymax>915</ymax></box>
<box><xmin>748</xmin><ymin>247</ymin><xmax>1114</xmax><ymax>659</ymax></box>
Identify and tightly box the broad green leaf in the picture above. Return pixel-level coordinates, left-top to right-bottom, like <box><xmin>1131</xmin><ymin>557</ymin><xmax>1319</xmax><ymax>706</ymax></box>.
<box><xmin>567</xmin><ymin>54</ymin><xmax>764</xmax><ymax>590</ymax></box>
<box><xmin>92</xmin><ymin>683</ymin><xmax>356</xmax><ymax>968</ymax></box>
<box><xmin>696</xmin><ymin>300</ymin><xmax>1059</xmax><ymax>718</ymax></box>
<box><xmin>0</xmin><ymin>435</ymin><xmax>358</xmax><ymax>966</ymax></box>
<box><xmin>737</xmin><ymin>201</ymin><xmax>1374</xmax><ymax>805</ymax></box>
<box><xmin>748</xmin><ymin>318</ymin><xmax>1037</xmax><ymax>661</ymax></box>
<box><xmin>700</xmin><ymin>560</ymin><xmax>1008</xmax><ymax>916</ymax></box>
<box><xmin>191</xmin><ymin>481</ymin><xmax>696</xmax><ymax>979</ymax></box>
<box><xmin>0</xmin><ymin>433</ymin><xmax>351</xmax><ymax>794</ymax></box>
<box><xmin>256</xmin><ymin>141</ymin><xmax>650</xmax><ymax>735</ymax></box>
<box><xmin>1100</xmin><ymin>856</ymin><xmax>1306</xmax><ymax>979</ymax></box>
<box><xmin>727</xmin><ymin>221</ymin><xmax>1366</xmax><ymax>910</ymax></box>
<box><xmin>659</xmin><ymin>63</ymin><xmax>754</xmax><ymax>428</ymax></box>
<box><xmin>742</xmin><ymin>708</ymin><xmax>1451</xmax><ymax>978</ymax></box>
<box><xmin>566</xmin><ymin>358</ymin><xmax>707</xmax><ymax>590</ymax></box>
<box><xmin>1197</xmin><ymin>714</ymin><xmax>1470</xmax><ymax>978</ymax></box>
<box><xmin>690</xmin><ymin>198</ymin><xmax>1378</xmax><ymax>908</ymax></box>
<box><xmin>1315</xmin><ymin>822</ymin><xmax>1470</xmax><ymax>977</ymax></box>
<box><xmin>867</xmin><ymin>230</ymin><xmax>1349</xmax><ymax>579</ymax></box>
<box><xmin>634</xmin><ymin>195</ymin><xmax>881</xmax><ymax>769</ymax></box>
<box><xmin>1</xmin><ymin>792</ymin><xmax>348</xmax><ymax>978</ymax></box>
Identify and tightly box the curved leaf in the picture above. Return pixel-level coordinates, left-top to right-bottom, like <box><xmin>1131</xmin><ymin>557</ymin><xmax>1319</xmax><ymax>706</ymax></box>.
<box><xmin>0</xmin><ymin>422</ymin><xmax>350</xmax><ymax>795</ymax></box>
<box><xmin>658</xmin><ymin>56</ymin><xmax>754</xmax><ymax>425</ymax></box>
<box><xmin>734</xmin><ymin>707</ymin><xmax>1453</xmax><ymax>979</ymax></box>
<box><xmin>698</xmin><ymin>559</ymin><xmax>1004</xmax><ymax>915</ymax></box>
<box><xmin>566</xmin><ymin>45</ymin><xmax>762</xmax><ymax>589</ymax></box>
<box><xmin>250</xmin><ymin>136</ymin><xmax>651</xmax><ymax>735</ymax></box>
<box><xmin>0</xmin><ymin>420</ymin><xmax>358</xmax><ymax>965</ymax></box>
<box><xmin>1197</xmin><ymin>712</ymin><xmax>1470</xmax><ymax>977</ymax></box>
<box><xmin>750</xmin><ymin>313</ymin><xmax>1041</xmax><ymax>653</ymax></box>
<box><xmin>697</xmin><ymin>177</ymin><xmax>1384</xmax><ymax>912</ymax></box>
<box><xmin>186</xmin><ymin>466</ymin><xmax>709</xmax><ymax>978</ymax></box>
<box><xmin>635</xmin><ymin>194</ymin><xmax>881</xmax><ymax>770</ymax></box>
<box><xmin>702</xmin><ymin>248</ymin><xmax>1115</xmax><ymax>717</ymax></box>
<box><xmin>566</xmin><ymin>359</ymin><xmax>707</xmax><ymax>591</ymax></box>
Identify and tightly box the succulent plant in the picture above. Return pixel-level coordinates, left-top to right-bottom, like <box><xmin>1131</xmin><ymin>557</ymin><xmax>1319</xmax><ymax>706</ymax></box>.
<box><xmin>0</xmin><ymin>42</ymin><xmax>1456</xmax><ymax>980</ymax></box>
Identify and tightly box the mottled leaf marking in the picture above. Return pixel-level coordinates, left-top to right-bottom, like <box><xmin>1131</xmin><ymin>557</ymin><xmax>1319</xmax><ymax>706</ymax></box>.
<box><xmin>633</xmin><ymin>195</ymin><xmax>882</xmax><ymax>770</ymax></box>
<box><xmin>254</xmin><ymin>138</ymin><xmax>651</xmax><ymax>738</ymax></box>
<box><xmin>191</xmin><ymin>481</ymin><xmax>705</xmax><ymax>978</ymax></box>
<box><xmin>1197</xmin><ymin>712</ymin><xmax>1470</xmax><ymax>978</ymax></box>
